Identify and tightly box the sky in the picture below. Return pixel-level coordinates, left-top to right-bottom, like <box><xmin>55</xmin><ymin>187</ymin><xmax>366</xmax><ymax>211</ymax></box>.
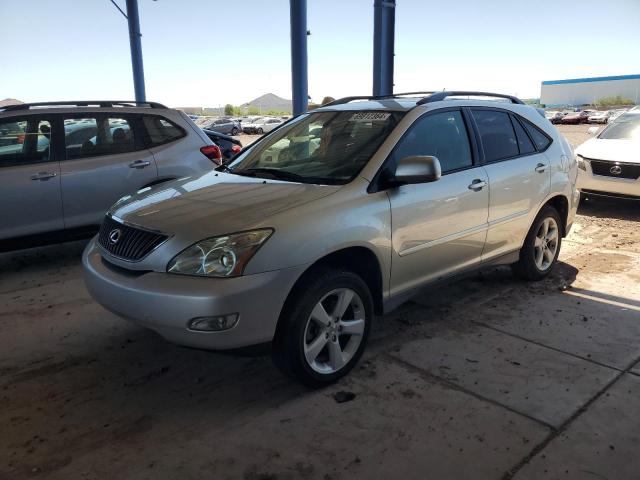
<box><xmin>2</xmin><ymin>0</ymin><xmax>640</xmax><ymax>108</ymax></box>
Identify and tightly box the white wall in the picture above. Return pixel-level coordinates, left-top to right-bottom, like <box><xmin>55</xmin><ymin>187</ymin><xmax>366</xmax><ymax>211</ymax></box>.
<box><xmin>541</xmin><ymin>78</ymin><xmax>640</xmax><ymax>106</ymax></box>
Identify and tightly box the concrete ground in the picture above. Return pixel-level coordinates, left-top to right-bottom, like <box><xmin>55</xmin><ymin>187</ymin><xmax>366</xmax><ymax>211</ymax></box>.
<box><xmin>1</xmin><ymin>125</ymin><xmax>639</xmax><ymax>480</ymax></box>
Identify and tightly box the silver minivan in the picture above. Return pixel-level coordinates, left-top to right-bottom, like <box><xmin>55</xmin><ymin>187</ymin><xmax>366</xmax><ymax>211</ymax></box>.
<box><xmin>0</xmin><ymin>101</ymin><xmax>218</xmax><ymax>251</ymax></box>
<box><xmin>83</xmin><ymin>92</ymin><xmax>580</xmax><ymax>385</ymax></box>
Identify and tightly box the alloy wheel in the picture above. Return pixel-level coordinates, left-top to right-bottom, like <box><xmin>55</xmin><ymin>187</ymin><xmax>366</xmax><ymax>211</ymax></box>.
<box><xmin>534</xmin><ymin>217</ymin><xmax>559</xmax><ymax>271</ymax></box>
<box><xmin>303</xmin><ymin>288</ymin><xmax>365</xmax><ymax>374</ymax></box>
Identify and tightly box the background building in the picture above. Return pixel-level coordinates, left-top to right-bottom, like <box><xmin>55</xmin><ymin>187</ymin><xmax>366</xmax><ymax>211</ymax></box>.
<box><xmin>540</xmin><ymin>74</ymin><xmax>640</xmax><ymax>107</ymax></box>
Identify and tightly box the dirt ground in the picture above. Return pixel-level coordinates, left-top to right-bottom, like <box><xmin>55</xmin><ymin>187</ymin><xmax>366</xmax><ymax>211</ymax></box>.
<box><xmin>1</xmin><ymin>125</ymin><xmax>639</xmax><ymax>480</ymax></box>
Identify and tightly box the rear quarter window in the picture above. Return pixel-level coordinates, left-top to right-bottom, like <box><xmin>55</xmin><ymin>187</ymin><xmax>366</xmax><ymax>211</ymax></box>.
<box><xmin>511</xmin><ymin>116</ymin><xmax>536</xmax><ymax>155</ymax></box>
<box><xmin>142</xmin><ymin>115</ymin><xmax>186</xmax><ymax>147</ymax></box>
<box><xmin>521</xmin><ymin>118</ymin><xmax>552</xmax><ymax>151</ymax></box>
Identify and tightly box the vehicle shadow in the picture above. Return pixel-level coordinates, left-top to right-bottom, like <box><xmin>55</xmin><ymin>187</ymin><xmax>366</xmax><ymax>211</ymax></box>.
<box><xmin>578</xmin><ymin>195</ymin><xmax>639</xmax><ymax>222</ymax></box>
<box><xmin>0</xmin><ymin>239</ymin><xmax>89</xmax><ymax>293</ymax></box>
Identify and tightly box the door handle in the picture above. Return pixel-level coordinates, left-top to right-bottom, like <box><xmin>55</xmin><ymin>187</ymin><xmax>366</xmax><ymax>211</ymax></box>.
<box><xmin>468</xmin><ymin>179</ymin><xmax>487</xmax><ymax>191</ymax></box>
<box><xmin>129</xmin><ymin>160</ymin><xmax>151</xmax><ymax>169</ymax></box>
<box><xmin>535</xmin><ymin>163</ymin><xmax>548</xmax><ymax>173</ymax></box>
<box><xmin>31</xmin><ymin>172</ymin><xmax>57</xmax><ymax>181</ymax></box>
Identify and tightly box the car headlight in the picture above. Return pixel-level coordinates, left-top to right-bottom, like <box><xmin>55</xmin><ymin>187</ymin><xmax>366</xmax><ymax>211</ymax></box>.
<box><xmin>167</xmin><ymin>229</ymin><xmax>273</xmax><ymax>277</ymax></box>
<box><xmin>576</xmin><ymin>154</ymin><xmax>587</xmax><ymax>171</ymax></box>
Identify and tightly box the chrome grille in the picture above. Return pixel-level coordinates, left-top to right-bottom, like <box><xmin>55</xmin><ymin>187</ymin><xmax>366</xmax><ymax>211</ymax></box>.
<box><xmin>587</xmin><ymin>159</ymin><xmax>640</xmax><ymax>180</ymax></box>
<box><xmin>98</xmin><ymin>216</ymin><xmax>167</xmax><ymax>261</ymax></box>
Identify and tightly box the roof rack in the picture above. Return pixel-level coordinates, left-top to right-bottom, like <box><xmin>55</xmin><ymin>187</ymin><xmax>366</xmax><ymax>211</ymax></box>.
<box><xmin>322</xmin><ymin>91</ymin><xmax>435</xmax><ymax>107</ymax></box>
<box><xmin>417</xmin><ymin>91</ymin><xmax>524</xmax><ymax>105</ymax></box>
<box><xmin>0</xmin><ymin>100</ymin><xmax>168</xmax><ymax>112</ymax></box>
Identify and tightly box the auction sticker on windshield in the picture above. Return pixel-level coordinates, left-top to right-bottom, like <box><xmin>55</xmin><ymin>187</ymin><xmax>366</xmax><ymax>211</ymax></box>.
<box><xmin>349</xmin><ymin>112</ymin><xmax>391</xmax><ymax>122</ymax></box>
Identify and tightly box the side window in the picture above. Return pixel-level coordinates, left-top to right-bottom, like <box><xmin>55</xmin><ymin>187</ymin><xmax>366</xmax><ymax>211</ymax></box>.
<box><xmin>64</xmin><ymin>116</ymin><xmax>137</xmax><ymax>159</ymax></box>
<box><xmin>390</xmin><ymin>110</ymin><xmax>473</xmax><ymax>173</ymax></box>
<box><xmin>510</xmin><ymin>116</ymin><xmax>536</xmax><ymax>155</ymax></box>
<box><xmin>142</xmin><ymin>115</ymin><xmax>185</xmax><ymax>147</ymax></box>
<box><xmin>0</xmin><ymin>117</ymin><xmax>51</xmax><ymax>167</ymax></box>
<box><xmin>522</xmin><ymin>119</ymin><xmax>552</xmax><ymax>151</ymax></box>
<box><xmin>471</xmin><ymin>109</ymin><xmax>519</xmax><ymax>162</ymax></box>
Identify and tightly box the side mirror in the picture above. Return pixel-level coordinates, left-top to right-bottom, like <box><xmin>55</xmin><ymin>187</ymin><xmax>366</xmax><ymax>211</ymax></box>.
<box><xmin>390</xmin><ymin>155</ymin><xmax>442</xmax><ymax>186</ymax></box>
<box><xmin>588</xmin><ymin>126</ymin><xmax>599</xmax><ymax>135</ymax></box>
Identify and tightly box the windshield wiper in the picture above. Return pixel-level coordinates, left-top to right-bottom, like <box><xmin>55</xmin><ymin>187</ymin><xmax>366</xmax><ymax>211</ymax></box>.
<box><xmin>216</xmin><ymin>164</ymin><xmax>256</xmax><ymax>178</ymax></box>
<box><xmin>238</xmin><ymin>167</ymin><xmax>307</xmax><ymax>182</ymax></box>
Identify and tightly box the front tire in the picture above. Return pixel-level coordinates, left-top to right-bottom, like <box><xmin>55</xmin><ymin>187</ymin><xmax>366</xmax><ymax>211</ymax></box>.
<box><xmin>231</xmin><ymin>127</ymin><xmax>239</xmax><ymax>136</ymax></box>
<box><xmin>257</xmin><ymin>127</ymin><xmax>264</xmax><ymax>134</ymax></box>
<box><xmin>512</xmin><ymin>206</ymin><xmax>562</xmax><ymax>281</ymax></box>
<box><xmin>272</xmin><ymin>268</ymin><xmax>373</xmax><ymax>387</ymax></box>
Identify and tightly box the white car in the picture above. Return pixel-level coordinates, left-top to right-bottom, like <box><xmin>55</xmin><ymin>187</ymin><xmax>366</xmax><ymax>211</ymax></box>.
<box><xmin>588</xmin><ymin>110</ymin><xmax>611</xmax><ymax>124</ymax></box>
<box><xmin>608</xmin><ymin>109</ymin><xmax>628</xmax><ymax>123</ymax></box>
<box><xmin>243</xmin><ymin>117</ymin><xmax>284</xmax><ymax>134</ymax></box>
<box><xmin>576</xmin><ymin>110</ymin><xmax>640</xmax><ymax>199</ymax></box>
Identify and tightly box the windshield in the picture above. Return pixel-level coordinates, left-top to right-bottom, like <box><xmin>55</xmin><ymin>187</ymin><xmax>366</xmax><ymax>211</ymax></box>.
<box><xmin>226</xmin><ymin>110</ymin><xmax>403</xmax><ymax>185</ymax></box>
<box><xmin>598</xmin><ymin>113</ymin><xmax>640</xmax><ymax>140</ymax></box>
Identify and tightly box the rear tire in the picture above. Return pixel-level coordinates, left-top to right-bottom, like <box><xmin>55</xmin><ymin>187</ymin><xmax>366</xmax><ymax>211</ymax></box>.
<box><xmin>512</xmin><ymin>206</ymin><xmax>562</xmax><ymax>281</ymax></box>
<box><xmin>257</xmin><ymin>127</ymin><xmax>264</xmax><ymax>134</ymax></box>
<box><xmin>272</xmin><ymin>267</ymin><xmax>373</xmax><ymax>387</ymax></box>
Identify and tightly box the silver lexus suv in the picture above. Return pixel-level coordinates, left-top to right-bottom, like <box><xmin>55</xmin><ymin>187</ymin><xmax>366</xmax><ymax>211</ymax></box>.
<box><xmin>83</xmin><ymin>91</ymin><xmax>579</xmax><ymax>386</ymax></box>
<box><xmin>0</xmin><ymin>101</ymin><xmax>219</xmax><ymax>251</ymax></box>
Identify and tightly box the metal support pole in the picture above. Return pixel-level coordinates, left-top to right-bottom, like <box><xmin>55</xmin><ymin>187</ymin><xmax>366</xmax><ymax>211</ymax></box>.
<box><xmin>372</xmin><ymin>0</ymin><xmax>395</xmax><ymax>96</ymax></box>
<box><xmin>289</xmin><ymin>0</ymin><xmax>308</xmax><ymax>116</ymax></box>
<box><xmin>126</xmin><ymin>0</ymin><xmax>146</xmax><ymax>102</ymax></box>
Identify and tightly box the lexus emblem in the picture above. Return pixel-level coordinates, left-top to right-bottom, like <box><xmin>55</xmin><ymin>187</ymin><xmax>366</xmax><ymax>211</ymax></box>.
<box><xmin>108</xmin><ymin>228</ymin><xmax>122</xmax><ymax>244</ymax></box>
<box><xmin>610</xmin><ymin>165</ymin><xmax>622</xmax><ymax>175</ymax></box>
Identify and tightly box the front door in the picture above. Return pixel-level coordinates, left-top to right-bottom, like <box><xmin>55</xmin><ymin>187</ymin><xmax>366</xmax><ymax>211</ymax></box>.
<box><xmin>0</xmin><ymin>115</ymin><xmax>63</xmax><ymax>241</ymax></box>
<box><xmin>387</xmin><ymin>109</ymin><xmax>490</xmax><ymax>297</ymax></box>
<box><xmin>60</xmin><ymin>114</ymin><xmax>157</xmax><ymax>228</ymax></box>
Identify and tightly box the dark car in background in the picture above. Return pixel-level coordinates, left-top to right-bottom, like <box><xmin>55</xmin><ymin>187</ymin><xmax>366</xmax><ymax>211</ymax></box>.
<box><xmin>202</xmin><ymin>129</ymin><xmax>242</xmax><ymax>160</ymax></box>
<box><xmin>561</xmin><ymin>111</ymin><xmax>591</xmax><ymax>124</ymax></box>
<box><xmin>204</xmin><ymin>118</ymin><xmax>241</xmax><ymax>136</ymax></box>
<box><xmin>545</xmin><ymin>111</ymin><xmax>564</xmax><ymax>124</ymax></box>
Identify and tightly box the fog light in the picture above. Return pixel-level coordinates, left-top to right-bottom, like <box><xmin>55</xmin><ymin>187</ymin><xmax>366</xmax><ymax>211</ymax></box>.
<box><xmin>188</xmin><ymin>314</ymin><xmax>239</xmax><ymax>332</ymax></box>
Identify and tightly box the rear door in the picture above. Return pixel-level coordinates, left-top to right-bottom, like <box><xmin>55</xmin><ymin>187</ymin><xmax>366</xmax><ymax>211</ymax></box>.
<box><xmin>469</xmin><ymin>108</ymin><xmax>551</xmax><ymax>261</ymax></box>
<box><xmin>60</xmin><ymin>114</ymin><xmax>157</xmax><ymax>228</ymax></box>
<box><xmin>0</xmin><ymin>114</ymin><xmax>63</xmax><ymax>240</ymax></box>
<box><xmin>387</xmin><ymin>108</ymin><xmax>490</xmax><ymax>295</ymax></box>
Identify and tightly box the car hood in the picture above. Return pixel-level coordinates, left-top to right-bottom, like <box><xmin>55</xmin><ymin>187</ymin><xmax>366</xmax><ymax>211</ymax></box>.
<box><xmin>109</xmin><ymin>171</ymin><xmax>341</xmax><ymax>238</ymax></box>
<box><xmin>576</xmin><ymin>138</ymin><xmax>640</xmax><ymax>163</ymax></box>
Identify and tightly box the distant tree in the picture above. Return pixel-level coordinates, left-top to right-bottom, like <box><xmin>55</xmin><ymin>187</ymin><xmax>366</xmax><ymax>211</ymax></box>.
<box><xmin>321</xmin><ymin>96</ymin><xmax>335</xmax><ymax>105</ymax></box>
<box><xmin>266</xmin><ymin>109</ymin><xmax>291</xmax><ymax>116</ymax></box>
<box><xmin>596</xmin><ymin>95</ymin><xmax>634</xmax><ymax>107</ymax></box>
<box><xmin>224</xmin><ymin>104</ymin><xmax>235</xmax><ymax>116</ymax></box>
<box><xmin>247</xmin><ymin>106</ymin><xmax>261</xmax><ymax>115</ymax></box>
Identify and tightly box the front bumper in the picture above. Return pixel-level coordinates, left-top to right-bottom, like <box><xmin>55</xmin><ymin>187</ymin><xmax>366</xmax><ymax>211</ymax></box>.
<box><xmin>578</xmin><ymin>168</ymin><xmax>640</xmax><ymax>198</ymax></box>
<box><xmin>82</xmin><ymin>238</ymin><xmax>306</xmax><ymax>350</ymax></box>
